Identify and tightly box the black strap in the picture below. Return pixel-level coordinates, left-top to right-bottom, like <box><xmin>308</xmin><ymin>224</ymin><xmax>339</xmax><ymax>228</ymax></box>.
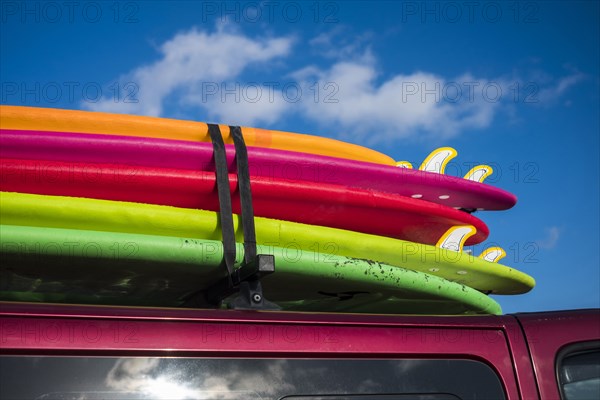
<box><xmin>230</xmin><ymin>126</ymin><xmax>257</xmax><ymax>263</ymax></box>
<box><xmin>201</xmin><ymin>124</ymin><xmax>277</xmax><ymax>310</ymax></box>
<box><xmin>207</xmin><ymin>124</ymin><xmax>235</xmax><ymax>286</ymax></box>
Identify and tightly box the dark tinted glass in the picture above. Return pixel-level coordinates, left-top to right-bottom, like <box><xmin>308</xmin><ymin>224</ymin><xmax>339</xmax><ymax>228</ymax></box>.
<box><xmin>560</xmin><ymin>350</ymin><xmax>600</xmax><ymax>400</ymax></box>
<box><xmin>0</xmin><ymin>357</ymin><xmax>505</xmax><ymax>400</ymax></box>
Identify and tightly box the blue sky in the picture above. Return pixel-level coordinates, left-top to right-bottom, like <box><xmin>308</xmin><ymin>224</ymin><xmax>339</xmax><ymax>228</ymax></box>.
<box><xmin>1</xmin><ymin>1</ymin><xmax>599</xmax><ymax>313</ymax></box>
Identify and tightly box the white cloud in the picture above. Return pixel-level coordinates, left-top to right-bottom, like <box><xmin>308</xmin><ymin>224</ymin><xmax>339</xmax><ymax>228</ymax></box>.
<box><xmin>537</xmin><ymin>226</ymin><xmax>561</xmax><ymax>249</ymax></box>
<box><xmin>183</xmin><ymin>81</ymin><xmax>292</xmax><ymax>126</ymax></box>
<box><xmin>289</xmin><ymin>63</ymin><xmax>503</xmax><ymax>145</ymax></box>
<box><xmin>105</xmin><ymin>358</ymin><xmax>160</xmax><ymax>391</ymax></box>
<box><xmin>308</xmin><ymin>26</ymin><xmax>375</xmax><ymax>60</ymax></box>
<box><xmin>85</xmin><ymin>26</ymin><xmax>585</xmax><ymax>143</ymax></box>
<box><xmin>85</xmin><ymin>25</ymin><xmax>293</xmax><ymax>117</ymax></box>
<box><xmin>537</xmin><ymin>71</ymin><xmax>586</xmax><ymax>105</ymax></box>
<box><xmin>104</xmin><ymin>358</ymin><xmax>296</xmax><ymax>399</ymax></box>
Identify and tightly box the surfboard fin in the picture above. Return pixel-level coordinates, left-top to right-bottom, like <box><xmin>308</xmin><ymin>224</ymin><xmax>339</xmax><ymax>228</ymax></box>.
<box><xmin>436</xmin><ymin>225</ymin><xmax>477</xmax><ymax>252</ymax></box>
<box><xmin>419</xmin><ymin>147</ymin><xmax>458</xmax><ymax>174</ymax></box>
<box><xmin>464</xmin><ymin>165</ymin><xmax>494</xmax><ymax>183</ymax></box>
<box><xmin>395</xmin><ymin>161</ymin><xmax>413</xmax><ymax>169</ymax></box>
<box><xmin>478</xmin><ymin>247</ymin><xmax>507</xmax><ymax>263</ymax></box>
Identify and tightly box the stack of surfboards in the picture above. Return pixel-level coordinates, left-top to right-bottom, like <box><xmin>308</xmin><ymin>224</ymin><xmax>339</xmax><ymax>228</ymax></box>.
<box><xmin>0</xmin><ymin>106</ymin><xmax>535</xmax><ymax>315</ymax></box>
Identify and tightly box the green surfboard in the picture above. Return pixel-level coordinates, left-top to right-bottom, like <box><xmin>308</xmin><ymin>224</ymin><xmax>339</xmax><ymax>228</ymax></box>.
<box><xmin>0</xmin><ymin>224</ymin><xmax>501</xmax><ymax>315</ymax></box>
<box><xmin>0</xmin><ymin>192</ymin><xmax>534</xmax><ymax>295</ymax></box>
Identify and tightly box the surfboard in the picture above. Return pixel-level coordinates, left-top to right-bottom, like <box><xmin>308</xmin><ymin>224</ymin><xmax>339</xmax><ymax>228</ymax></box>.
<box><xmin>0</xmin><ymin>105</ymin><xmax>395</xmax><ymax>165</ymax></box>
<box><xmin>0</xmin><ymin>158</ymin><xmax>490</xmax><ymax>245</ymax></box>
<box><xmin>0</xmin><ymin>224</ymin><xmax>502</xmax><ymax>315</ymax></box>
<box><xmin>0</xmin><ymin>129</ymin><xmax>517</xmax><ymax>210</ymax></box>
<box><xmin>0</xmin><ymin>192</ymin><xmax>535</xmax><ymax>294</ymax></box>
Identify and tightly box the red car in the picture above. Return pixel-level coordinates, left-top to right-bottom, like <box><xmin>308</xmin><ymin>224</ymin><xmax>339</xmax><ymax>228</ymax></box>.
<box><xmin>1</xmin><ymin>302</ymin><xmax>598</xmax><ymax>399</ymax></box>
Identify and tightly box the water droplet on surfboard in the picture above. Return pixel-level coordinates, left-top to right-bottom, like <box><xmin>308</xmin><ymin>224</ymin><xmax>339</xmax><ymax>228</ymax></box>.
<box><xmin>464</xmin><ymin>165</ymin><xmax>494</xmax><ymax>183</ymax></box>
<box><xmin>419</xmin><ymin>147</ymin><xmax>458</xmax><ymax>174</ymax></box>
<box><xmin>478</xmin><ymin>247</ymin><xmax>507</xmax><ymax>263</ymax></box>
<box><xmin>436</xmin><ymin>225</ymin><xmax>477</xmax><ymax>252</ymax></box>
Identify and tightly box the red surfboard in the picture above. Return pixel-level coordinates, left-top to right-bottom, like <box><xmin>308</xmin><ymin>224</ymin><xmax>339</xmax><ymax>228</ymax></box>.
<box><xmin>0</xmin><ymin>158</ymin><xmax>489</xmax><ymax>245</ymax></box>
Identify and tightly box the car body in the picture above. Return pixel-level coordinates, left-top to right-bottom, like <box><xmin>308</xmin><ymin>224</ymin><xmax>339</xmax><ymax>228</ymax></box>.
<box><xmin>0</xmin><ymin>302</ymin><xmax>598</xmax><ymax>399</ymax></box>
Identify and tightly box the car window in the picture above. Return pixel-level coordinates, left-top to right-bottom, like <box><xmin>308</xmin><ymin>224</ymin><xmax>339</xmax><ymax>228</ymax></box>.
<box><xmin>0</xmin><ymin>357</ymin><xmax>505</xmax><ymax>400</ymax></box>
<box><xmin>558</xmin><ymin>348</ymin><xmax>600</xmax><ymax>400</ymax></box>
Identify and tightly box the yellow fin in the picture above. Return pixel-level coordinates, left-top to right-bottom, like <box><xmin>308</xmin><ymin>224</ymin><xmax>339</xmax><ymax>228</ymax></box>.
<box><xmin>478</xmin><ymin>247</ymin><xmax>507</xmax><ymax>263</ymax></box>
<box><xmin>395</xmin><ymin>161</ymin><xmax>413</xmax><ymax>169</ymax></box>
<box><xmin>419</xmin><ymin>147</ymin><xmax>458</xmax><ymax>174</ymax></box>
<box><xmin>436</xmin><ymin>225</ymin><xmax>477</xmax><ymax>252</ymax></box>
<box><xmin>464</xmin><ymin>165</ymin><xmax>493</xmax><ymax>183</ymax></box>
